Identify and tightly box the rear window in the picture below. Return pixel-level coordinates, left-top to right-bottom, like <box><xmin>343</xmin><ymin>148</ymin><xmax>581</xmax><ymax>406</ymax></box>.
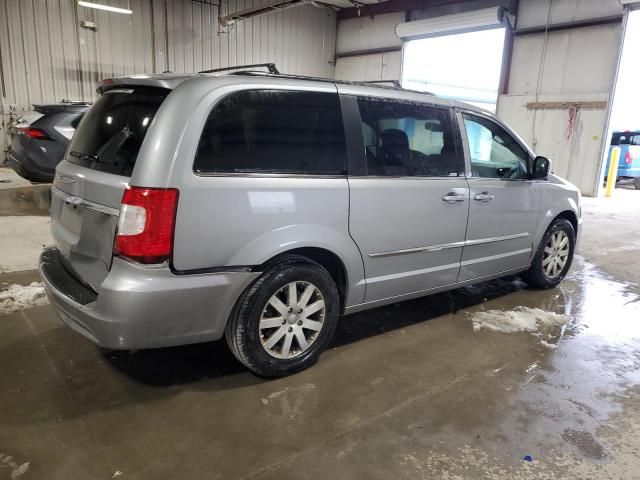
<box><xmin>67</xmin><ymin>87</ymin><xmax>168</xmax><ymax>176</ymax></box>
<box><xmin>14</xmin><ymin>111</ymin><xmax>45</xmax><ymax>128</ymax></box>
<box><xmin>194</xmin><ymin>90</ymin><xmax>347</xmax><ymax>175</ymax></box>
<box><xmin>612</xmin><ymin>132</ymin><xmax>640</xmax><ymax>146</ymax></box>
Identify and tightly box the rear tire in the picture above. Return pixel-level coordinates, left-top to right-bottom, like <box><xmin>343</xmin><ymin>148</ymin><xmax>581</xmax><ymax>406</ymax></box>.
<box><xmin>522</xmin><ymin>218</ymin><xmax>575</xmax><ymax>289</ymax></box>
<box><xmin>225</xmin><ymin>255</ymin><xmax>339</xmax><ymax>378</ymax></box>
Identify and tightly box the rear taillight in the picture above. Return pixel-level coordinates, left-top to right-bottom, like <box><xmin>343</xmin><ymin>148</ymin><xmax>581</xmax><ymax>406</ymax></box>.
<box><xmin>20</xmin><ymin>127</ymin><xmax>48</xmax><ymax>140</ymax></box>
<box><xmin>625</xmin><ymin>151</ymin><xmax>633</xmax><ymax>164</ymax></box>
<box><xmin>114</xmin><ymin>186</ymin><xmax>179</xmax><ymax>264</ymax></box>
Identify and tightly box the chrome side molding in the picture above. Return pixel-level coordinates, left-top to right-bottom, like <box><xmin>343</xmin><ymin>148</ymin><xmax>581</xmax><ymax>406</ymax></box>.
<box><xmin>368</xmin><ymin>232</ymin><xmax>530</xmax><ymax>258</ymax></box>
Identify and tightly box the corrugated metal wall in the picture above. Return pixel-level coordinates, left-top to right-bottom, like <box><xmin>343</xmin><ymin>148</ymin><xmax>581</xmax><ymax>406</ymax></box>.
<box><xmin>0</xmin><ymin>0</ymin><xmax>337</xmax><ymax>160</ymax></box>
<box><xmin>497</xmin><ymin>0</ymin><xmax>624</xmax><ymax>196</ymax></box>
<box><xmin>333</xmin><ymin>0</ymin><xmax>625</xmax><ymax>196</ymax></box>
<box><xmin>334</xmin><ymin>12</ymin><xmax>403</xmax><ymax>82</ymax></box>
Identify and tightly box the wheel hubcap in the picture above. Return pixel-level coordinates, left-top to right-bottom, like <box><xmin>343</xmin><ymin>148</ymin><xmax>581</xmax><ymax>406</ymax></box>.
<box><xmin>542</xmin><ymin>230</ymin><xmax>570</xmax><ymax>279</ymax></box>
<box><xmin>259</xmin><ymin>281</ymin><xmax>326</xmax><ymax>359</ymax></box>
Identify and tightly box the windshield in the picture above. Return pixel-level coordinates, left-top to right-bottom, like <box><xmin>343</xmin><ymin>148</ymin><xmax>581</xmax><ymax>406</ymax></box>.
<box><xmin>67</xmin><ymin>87</ymin><xmax>169</xmax><ymax>176</ymax></box>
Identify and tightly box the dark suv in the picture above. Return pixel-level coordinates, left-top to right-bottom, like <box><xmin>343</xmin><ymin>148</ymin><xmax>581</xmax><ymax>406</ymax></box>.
<box><xmin>7</xmin><ymin>102</ymin><xmax>90</xmax><ymax>182</ymax></box>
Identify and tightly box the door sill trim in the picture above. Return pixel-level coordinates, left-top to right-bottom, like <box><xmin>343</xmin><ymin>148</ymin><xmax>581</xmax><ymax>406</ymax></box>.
<box><xmin>344</xmin><ymin>264</ymin><xmax>530</xmax><ymax>315</ymax></box>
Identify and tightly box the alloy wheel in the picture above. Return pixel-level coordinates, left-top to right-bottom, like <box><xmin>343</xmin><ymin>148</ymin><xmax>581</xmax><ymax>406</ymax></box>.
<box><xmin>259</xmin><ymin>281</ymin><xmax>326</xmax><ymax>359</ymax></box>
<box><xmin>542</xmin><ymin>230</ymin><xmax>570</xmax><ymax>279</ymax></box>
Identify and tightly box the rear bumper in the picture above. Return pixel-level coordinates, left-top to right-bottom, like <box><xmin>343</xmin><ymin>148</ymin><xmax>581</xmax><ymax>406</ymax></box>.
<box><xmin>39</xmin><ymin>247</ymin><xmax>259</xmax><ymax>349</ymax></box>
<box><xmin>616</xmin><ymin>169</ymin><xmax>640</xmax><ymax>178</ymax></box>
<box><xmin>6</xmin><ymin>149</ymin><xmax>54</xmax><ymax>182</ymax></box>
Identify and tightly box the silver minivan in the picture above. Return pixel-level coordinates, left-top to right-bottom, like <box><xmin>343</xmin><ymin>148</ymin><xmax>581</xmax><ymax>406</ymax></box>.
<box><xmin>40</xmin><ymin>68</ymin><xmax>581</xmax><ymax>377</ymax></box>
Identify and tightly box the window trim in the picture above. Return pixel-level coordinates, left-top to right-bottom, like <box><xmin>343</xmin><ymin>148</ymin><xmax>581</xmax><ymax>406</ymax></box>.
<box><xmin>340</xmin><ymin>94</ymin><xmax>367</xmax><ymax>176</ymax></box>
<box><xmin>350</xmin><ymin>95</ymin><xmax>466</xmax><ymax>179</ymax></box>
<box><xmin>456</xmin><ymin>108</ymin><xmax>535</xmax><ymax>181</ymax></box>
<box><xmin>192</xmin><ymin>88</ymin><xmax>348</xmax><ymax>178</ymax></box>
<box><xmin>191</xmin><ymin>171</ymin><xmax>347</xmax><ymax>179</ymax></box>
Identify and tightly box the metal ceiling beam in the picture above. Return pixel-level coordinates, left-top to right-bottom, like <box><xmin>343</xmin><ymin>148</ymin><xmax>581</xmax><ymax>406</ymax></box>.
<box><xmin>220</xmin><ymin>0</ymin><xmax>311</xmax><ymax>25</ymax></box>
<box><xmin>334</xmin><ymin>45</ymin><xmax>401</xmax><ymax>58</ymax></box>
<box><xmin>513</xmin><ymin>14</ymin><xmax>623</xmax><ymax>36</ymax></box>
<box><xmin>338</xmin><ymin>0</ymin><xmax>482</xmax><ymax>20</ymax></box>
<box><xmin>337</xmin><ymin>0</ymin><xmax>519</xmax><ymax>21</ymax></box>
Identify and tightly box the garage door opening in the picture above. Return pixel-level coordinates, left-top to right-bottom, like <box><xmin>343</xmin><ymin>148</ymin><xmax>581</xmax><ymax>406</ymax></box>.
<box><xmin>401</xmin><ymin>27</ymin><xmax>506</xmax><ymax>112</ymax></box>
<box><xmin>602</xmin><ymin>9</ymin><xmax>640</xmax><ymax>192</ymax></box>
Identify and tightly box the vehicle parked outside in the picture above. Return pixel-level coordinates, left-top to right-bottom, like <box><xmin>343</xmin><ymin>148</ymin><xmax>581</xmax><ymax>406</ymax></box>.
<box><xmin>604</xmin><ymin>131</ymin><xmax>640</xmax><ymax>189</ymax></box>
<box><xmin>7</xmin><ymin>102</ymin><xmax>90</xmax><ymax>182</ymax></box>
<box><xmin>39</xmin><ymin>70</ymin><xmax>581</xmax><ymax>377</ymax></box>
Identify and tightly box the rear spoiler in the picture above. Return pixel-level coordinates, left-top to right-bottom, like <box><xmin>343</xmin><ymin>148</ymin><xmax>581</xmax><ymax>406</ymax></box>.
<box><xmin>33</xmin><ymin>103</ymin><xmax>91</xmax><ymax>114</ymax></box>
<box><xmin>97</xmin><ymin>74</ymin><xmax>194</xmax><ymax>94</ymax></box>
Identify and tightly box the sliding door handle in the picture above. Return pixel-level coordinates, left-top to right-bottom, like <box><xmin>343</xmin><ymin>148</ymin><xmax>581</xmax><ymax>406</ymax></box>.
<box><xmin>442</xmin><ymin>193</ymin><xmax>466</xmax><ymax>204</ymax></box>
<box><xmin>473</xmin><ymin>192</ymin><xmax>495</xmax><ymax>202</ymax></box>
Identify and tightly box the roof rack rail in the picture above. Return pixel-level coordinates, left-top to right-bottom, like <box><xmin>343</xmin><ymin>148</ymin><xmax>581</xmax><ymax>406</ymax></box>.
<box><xmin>198</xmin><ymin>63</ymin><xmax>280</xmax><ymax>75</ymax></box>
<box><xmin>358</xmin><ymin>80</ymin><xmax>401</xmax><ymax>88</ymax></box>
<box><xmin>60</xmin><ymin>99</ymin><xmax>92</xmax><ymax>105</ymax></box>
<box><xmin>220</xmin><ymin>70</ymin><xmax>434</xmax><ymax>95</ymax></box>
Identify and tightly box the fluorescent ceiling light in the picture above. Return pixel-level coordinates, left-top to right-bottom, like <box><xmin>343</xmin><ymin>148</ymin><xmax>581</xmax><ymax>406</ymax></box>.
<box><xmin>78</xmin><ymin>1</ymin><xmax>132</xmax><ymax>14</ymax></box>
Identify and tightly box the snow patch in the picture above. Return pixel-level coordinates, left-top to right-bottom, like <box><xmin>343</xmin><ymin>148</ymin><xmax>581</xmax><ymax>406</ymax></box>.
<box><xmin>0</xmin><ymin>454</ymin><xmax>30</xmax><ymax>479</ymax></box>
<box><xmin>470</xmin><ymin>306</ymin><xmax>569</xmax><ymax>334</ymax></box>
<box><xmin>11</xmin><ymin>463</ymin><xmax>30</xmax><ymax>479</ymax></box>
<box><xmin>0</xmin><ymin>282</ymin><xmax>48</xmax><ymax>314</ymax></box>
<box><xmin>540</xmin><ymin>339</ymin><xmax>559</xmax><ymax>349</ymax></box>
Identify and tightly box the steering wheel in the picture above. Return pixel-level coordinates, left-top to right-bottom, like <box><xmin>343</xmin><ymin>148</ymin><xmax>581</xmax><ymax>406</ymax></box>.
<box><xmin>502</xmin><ymin>166</ymin><xmax>518</xmax><ymax>179</ymax></box>
<box><xmin>503</xmin><ymin>160</ymin><xmax>528</xmax><ymax>179</ymax></box>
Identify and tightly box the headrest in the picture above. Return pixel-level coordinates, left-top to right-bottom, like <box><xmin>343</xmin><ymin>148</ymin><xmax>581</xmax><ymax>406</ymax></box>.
<box><xmin>381</xmin><ymin>129</ymin><xmax>409</xmax><ymax>149</ymax></box>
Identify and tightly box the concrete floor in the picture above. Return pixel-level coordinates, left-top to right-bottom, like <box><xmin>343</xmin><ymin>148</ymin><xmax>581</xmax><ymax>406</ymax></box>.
<box><xmin>1</xmin><ymin>189</ymin><xmax>640</xmax><ymax>480</ymax></box>
<box><xmin>0</xmin><ymin>167</ymin><xmax>31</xmax><ymax>190</ymax></box>
<box><xmin>0</xmin><ymin>216</ymin><xmax>52</xmax><ymax>273</ymax></box>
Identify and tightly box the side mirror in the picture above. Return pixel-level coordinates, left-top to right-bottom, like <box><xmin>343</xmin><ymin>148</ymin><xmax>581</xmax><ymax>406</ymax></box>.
<box><xmin>532</xmin><ymin>156</ymin><xmax>551</xmax><ymax>179</ymax></box>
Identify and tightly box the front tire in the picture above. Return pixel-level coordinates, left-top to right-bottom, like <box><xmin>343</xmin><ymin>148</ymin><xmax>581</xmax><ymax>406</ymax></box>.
<box><xmin>225</xmin><ymin>255</ymin><xmax>339</xmax><ymax>378</ymax></box>
<box><xmin>522</xmin><ymin>218</ymin><xmax>576</xmax><ymax>289</ymax></box>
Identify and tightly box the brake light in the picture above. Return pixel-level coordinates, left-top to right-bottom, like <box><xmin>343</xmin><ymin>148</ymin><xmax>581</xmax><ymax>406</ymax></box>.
<box><xmin>625</xmin><ymin>151</ymin><xmax>633</xmax><ymax>164</ymax></box>
<box><xmin>114</xmin><ymin>186</ymin><xmax>179</xmax><ymax>264</ymax></box>
<box><xmin>20</xmin><ymin>127</ymin><xmax>48</xmax><ymax>139</ymax></box>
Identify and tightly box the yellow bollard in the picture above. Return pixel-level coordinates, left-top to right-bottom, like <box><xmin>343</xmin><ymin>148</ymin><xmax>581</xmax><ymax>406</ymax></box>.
<box><xmin>605</xmin><ymin>146</ymin><xmax>621</xmax><ymax>197</ymax></box>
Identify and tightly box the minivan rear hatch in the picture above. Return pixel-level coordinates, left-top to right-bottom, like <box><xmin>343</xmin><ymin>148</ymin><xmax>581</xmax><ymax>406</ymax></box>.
<box><xmin>51</xmin><ymin>86</ymin><xmax>169</xmax><ymax>291</ymax></box>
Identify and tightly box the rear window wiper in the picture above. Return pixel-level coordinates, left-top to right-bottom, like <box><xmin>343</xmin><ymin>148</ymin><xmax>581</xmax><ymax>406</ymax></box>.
<box><xmin>95</xmin><ymin>127</ymin><xmax>133</xmax><ymax>166</ymax></box>
<box><xmin>69</xmin><ymin>150</ymin><xmax>99</xmax><ymax>162</ymax></box>
<box><xmin>69</xmin><ymin>150</ymin><xmax>116</xmax><ymax>166</ymax></box>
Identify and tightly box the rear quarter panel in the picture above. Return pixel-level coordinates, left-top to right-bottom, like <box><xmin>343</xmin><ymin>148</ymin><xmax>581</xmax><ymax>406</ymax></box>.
<box><xmin>136</xmin><ymin>76</ymin><xmax>366</xmax><ymax>307</ymax></box>
<box><xmin>606</xmin><ymin>144</ymin><xmax>640</xmax><ymax>177</ymax></box>
<box><xmin>619</xmin><ymin>145</ymin><xmax>640</xmax><ymax>176</ymax></box>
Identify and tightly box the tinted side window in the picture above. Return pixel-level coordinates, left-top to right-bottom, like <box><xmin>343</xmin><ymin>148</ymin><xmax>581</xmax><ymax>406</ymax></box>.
<box><xmin>618</xmin><ymin>134</ymin><xmax>630</xmax><ymax>145</ymax></box>
<box><xmin>357</xmin><ymin>97</ymin><xmax>462</xmax><ymax>177</ymax></box>
<box><xmin>194</xmin><ymin>90</ymin><xmax>346</xmax><ymax>175</ymax></box>
<box><xmin>611</xmin><ymin>133</ymin><xmax>621</xmax><ymax>145</ymax></box>
<box><xmin>462</xmin><ymin>113</ymin><xmax>529</xmax><ymax>179</ymax></box>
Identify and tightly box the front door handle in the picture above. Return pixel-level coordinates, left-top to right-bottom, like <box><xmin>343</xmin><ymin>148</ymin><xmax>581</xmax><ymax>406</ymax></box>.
<box><xmin>473</xmin><ymin>191</ymin><xmax>495</xmax><ymax>202</ymax></box>
<box><xmin>442</xmin><ymin>192</ymin><xmax>466</xmax><ymax>204</ymax></box>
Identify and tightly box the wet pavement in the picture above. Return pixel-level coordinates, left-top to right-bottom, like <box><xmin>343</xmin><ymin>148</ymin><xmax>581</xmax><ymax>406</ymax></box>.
<box><xmin>1</xmin><ymin>190</ymin><xmax>640</xmax><ymax>479</ymax></box>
